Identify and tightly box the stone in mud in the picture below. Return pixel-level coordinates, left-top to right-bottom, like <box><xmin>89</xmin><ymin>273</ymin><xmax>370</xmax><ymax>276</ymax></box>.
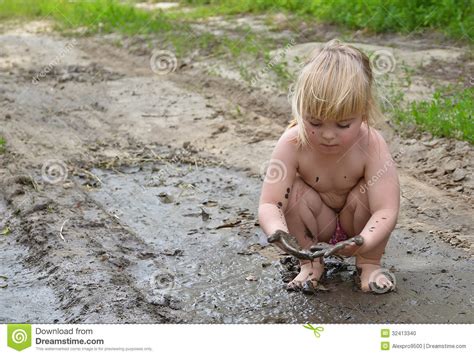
<box><xmin>162</xmin><ymin>249</ymin><xmax>183</xmax><ymax>256</ymax></box>
<box><xmin>452</xmin><ymin>168</ymin><xmax>466</xmax><ymax>182</ymax></box>
<box><xmin>158</xmin><ymin>192</ymin><xmax>174</xmax><ymax>203</ymax></box>
<box><xmin>442</xmin><ymin>159</ymin><xmax>460</xmax><ymax>173</ymax></box>
<box><xmin>280</xmin><ymin>256</ymin><xmax>294</xmax><ymax>265</ymax></box>
<box><xmin>281</xmin><ymin>271</ymin><xmax>298</xmax><ymax>283</ymax></box>
<box><xmin>426</xmin><ymin>146</ymin><xmax>447</xmax><ymax>161</ymax></box>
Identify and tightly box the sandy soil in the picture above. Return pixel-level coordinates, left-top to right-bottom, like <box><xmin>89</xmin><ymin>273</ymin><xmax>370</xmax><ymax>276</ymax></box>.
<box><xmin>0</xmin><ymin>20</ymin><xmax>472</xmax><ymax>323</ymax></box>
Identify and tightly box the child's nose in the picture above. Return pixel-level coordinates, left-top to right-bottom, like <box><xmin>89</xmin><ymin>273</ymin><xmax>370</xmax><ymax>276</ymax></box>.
<box><xmin>321</xmin><ymin>129</ymin><xmax>336</xmax><ymax>141</ymax></box>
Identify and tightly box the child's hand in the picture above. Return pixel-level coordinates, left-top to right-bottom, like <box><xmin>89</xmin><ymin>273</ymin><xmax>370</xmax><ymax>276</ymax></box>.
<box><xmin>268</xmin><ymin>230</ymin><xmax>315</xmax><ymax>260</ymax></box>
<box><xmin>269</xmin><ymin>231</ymin><xmax>364</xmax><ymax>260</ymax></box>
<box><xmin>323</xmin><ymin>236</ymin><xmax>364</xmax><ymax>257</ymax></box>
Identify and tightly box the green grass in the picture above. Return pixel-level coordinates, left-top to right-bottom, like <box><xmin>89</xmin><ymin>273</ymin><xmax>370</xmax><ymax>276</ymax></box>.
<box><xmin>180</xmin><ymin>0</ymin><xmax>474</xmax><ymax>40</ymax></box>
<box><xmin>0</xmin><ymin>137</ymin><xmax>6</xmax><ymax>153</ymax></box>
<box><xmin>0</xmin><ymin>0</ymin><xmax>175</xmax><ymax>34</ymax></box>
<box><xmin>0</xmin><ymin>0</ymin><xmax>284</xmax><ymax>71</ymax></box>
<box><xmin>393</xmin><ymin>86</ymin><xmax>473</xmax><ymax>143</ymax></box>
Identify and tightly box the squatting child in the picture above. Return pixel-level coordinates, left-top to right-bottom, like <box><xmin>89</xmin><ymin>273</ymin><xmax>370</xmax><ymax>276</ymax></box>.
<box><xmin>258</xmin><ymin>39</ymin><xmax>400</xmax><ymax>293</ymax></box>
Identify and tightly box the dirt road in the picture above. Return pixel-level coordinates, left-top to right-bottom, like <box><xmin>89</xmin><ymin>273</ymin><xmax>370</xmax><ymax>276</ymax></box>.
<box><xmin>0</xmin><ymin>21</ymin><xmax>472</xmax><ymax>323</ymax></box>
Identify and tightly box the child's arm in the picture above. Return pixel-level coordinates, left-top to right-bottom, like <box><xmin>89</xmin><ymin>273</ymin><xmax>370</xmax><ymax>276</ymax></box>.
<box><xmin>356</xmin><ymin>132</ymin><xmax>400</xmax><ymax>255</ymax></box>
<box><xmin>258</xmin><ymin>130</ymin><xmax>298</xmax><ymax>238</ymax></box>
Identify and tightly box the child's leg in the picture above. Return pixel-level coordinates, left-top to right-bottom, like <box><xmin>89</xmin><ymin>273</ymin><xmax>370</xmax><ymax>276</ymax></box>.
<box><xmin>338</xmin><ymin>178</ymin><xmax>393</xmax><ymax>292</ymax></box>
<box><xmin>284</xmin><ymin>176</ymin><xmax>337</xmax><ymax>289</ymax></box>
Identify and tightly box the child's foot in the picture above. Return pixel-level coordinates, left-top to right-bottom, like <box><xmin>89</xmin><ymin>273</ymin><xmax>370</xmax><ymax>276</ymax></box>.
<box><xmin>287</xmin><ymin>260</ymin><xmax>324</xmax><ymax>291</ymax></box>
<box><xmin>357</xmin><ymin>263</ymin><xmax>395</xmax><ymax>293</ymax></box>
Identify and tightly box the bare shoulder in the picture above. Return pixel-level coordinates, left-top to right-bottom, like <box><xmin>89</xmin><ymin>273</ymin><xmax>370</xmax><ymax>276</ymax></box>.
<box><xmin>275</xmin><ymin>125</ymin><xmax>300</xmax><ymax>153</ymax></box>
<box><xmin>270</xmin><ymin>125</ymin><xmax>300</xmax><ymax>168</ymax></box>
<box><xmin>361</xmin><ymin>124</ymin><xmax>392</xmax><ymax>161</ymax></box>
<box><xmin>280</xmin><ymin>125</ymin><xmax>299</xmax><ymax>143</ymax></box>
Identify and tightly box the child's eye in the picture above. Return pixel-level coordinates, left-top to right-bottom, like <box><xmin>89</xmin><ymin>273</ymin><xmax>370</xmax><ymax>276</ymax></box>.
<box><xmin>310</xmin><ymin>122</ymin><xmax>322</xmax><ymax>127</ymax></box>
<box><xmin>337</xmin><ymin>123</ymin><xmax>351</xmax><ymax>128</ymax></box>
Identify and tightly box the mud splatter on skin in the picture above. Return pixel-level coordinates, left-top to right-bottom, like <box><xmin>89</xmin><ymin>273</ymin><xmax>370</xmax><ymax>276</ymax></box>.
<box><xmin>285</xmin><ymin>187</ymin><xmax>290</xmax><ymax>199</ymax></box>
<box><xmin>277</xmin><ymin>205</ymin><xmax>288</xmax><ymax>229</ymax></box>
<box><xmin>315</xmin><ymin>177</ymin><xmax>320</xmax><ymax>183</ymax></box>
<box><xmin>277</xmin><ymin>201</ymin><xmax>283</xmax><ymax>208</ymax></box>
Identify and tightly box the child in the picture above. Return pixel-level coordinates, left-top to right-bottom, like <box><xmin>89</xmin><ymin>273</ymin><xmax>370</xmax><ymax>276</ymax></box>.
<box><xmin>258</xmin><ymin>39</ymin><xmax>400</xmax><ymax>293</ymax></box>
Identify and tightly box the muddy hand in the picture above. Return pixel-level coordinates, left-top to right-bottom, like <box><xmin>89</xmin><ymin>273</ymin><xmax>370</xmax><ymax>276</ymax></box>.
<box><xmin>267</xmin><ymin>230</ymin><xmax>315</xmax><ymax>260</ymax></box>
<box><xmin>308</xmin><ymin>242</ymin><xmax>334</xmax><ymax>258</ymax></box>
<box><xmin>322</xmin><ymin>235</ymin><xmax>364</xmax><ymax>257</ymax></box>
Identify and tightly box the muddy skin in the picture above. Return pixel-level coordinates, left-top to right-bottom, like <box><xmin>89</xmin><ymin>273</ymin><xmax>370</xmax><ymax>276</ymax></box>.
<box><xmin>268</xmin><ymin>230</ymin><xmax>364</xmax><ymax>260</ymax></box>
<box><xmin>318</xmin><ymin>236</ymin><xmax>364</xmax><ymax>257</ymax></box>
<box><xmin>368</xmin><ymin>272</ymin><xmax>396</xmax><ymax>294</ymax></box>
<box><xmin>354</xmin><ymin>266</ymin><xmax>396</xmax><ymax>294</ymax></box>
<box><xmin>268</xmin><ymin>230</ymin><xmax>315</xmax><ymax>260</ymax></box>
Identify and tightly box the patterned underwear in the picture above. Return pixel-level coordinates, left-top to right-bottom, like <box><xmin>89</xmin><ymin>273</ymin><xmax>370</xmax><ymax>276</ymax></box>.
<box><xmin>328</xmin><ymin>214</ymin><xmax>350</xmax><ymax>245</ymax></box>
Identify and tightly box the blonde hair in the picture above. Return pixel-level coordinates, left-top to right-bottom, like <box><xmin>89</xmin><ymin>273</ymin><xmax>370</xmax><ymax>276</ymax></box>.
<box><xmin>287</xmin><ymin>39</ymin><xmax>382</xmax><ymax>148</ymax></box>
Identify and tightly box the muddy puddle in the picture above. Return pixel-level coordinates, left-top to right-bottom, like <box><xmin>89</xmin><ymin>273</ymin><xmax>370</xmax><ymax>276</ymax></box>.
<box><xmin>77</xmin><ymin>159</ymin><xmax>472</xmax><ymax>323</ymax></box>
<box><xmin>0</xmin><ymin>198</ymin><xmax>63</xmax><ymax>323</ymax></box>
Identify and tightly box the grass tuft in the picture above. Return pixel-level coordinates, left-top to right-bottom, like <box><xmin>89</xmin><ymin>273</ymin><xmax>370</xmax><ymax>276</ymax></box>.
<box><xmin>393</xmin><ymin>86</ymin><xmax>473</xmax><ymax>144</ymax></box>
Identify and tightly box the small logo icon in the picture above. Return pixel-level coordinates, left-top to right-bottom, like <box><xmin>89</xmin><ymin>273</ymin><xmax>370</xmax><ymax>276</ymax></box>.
<box><xmin>381</xmin><ymin>328</ymin><xmax>390</xmax><ymax>338</ymax></box>
<box><xmin>8</xmin><ymin>324</ymin><xmax>32</xmax><ymax>351</ymax></box>
<box><xmin>41</xmin><ymin>159</ymin><xmax>68</xmax><ymax>184</ymax></box>
<box><xmin>303</xmin><ymin>323</ymin><xmax>324</xmax><ymax>338</ymax></box>
<box><xmin>381</xmin><ymin>341</ymin><xmax>390</xmax><ymax>351</ymax></box>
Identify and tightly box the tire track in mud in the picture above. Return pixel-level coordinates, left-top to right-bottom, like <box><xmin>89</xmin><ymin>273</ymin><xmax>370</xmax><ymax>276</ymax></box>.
<box><xmin>0</xmin><ymin>22</ymin><xmax>472</xmax><ymax>323</ymax></box>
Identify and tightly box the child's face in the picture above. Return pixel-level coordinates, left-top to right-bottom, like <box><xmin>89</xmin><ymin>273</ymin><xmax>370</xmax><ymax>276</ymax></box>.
<box><xmin>304</xmin><ymin>114</ymin><xmax>364</xmax><ymax>155</ymax></box>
